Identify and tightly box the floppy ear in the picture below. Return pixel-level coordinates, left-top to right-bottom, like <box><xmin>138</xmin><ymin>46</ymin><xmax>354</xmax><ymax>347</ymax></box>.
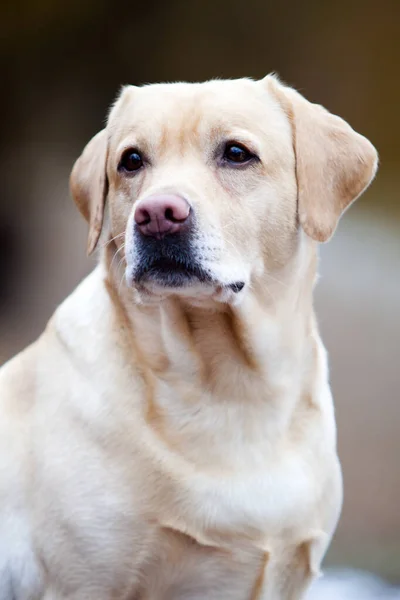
<box><xmin>266</xmin><ymin>76</ymin><xmax>378</xmax><ymax>242</ymax></box>
<box><xmin>70</xmin><ymin>129</ymin><xmax>109</xmax><ymax>255</ymax></box>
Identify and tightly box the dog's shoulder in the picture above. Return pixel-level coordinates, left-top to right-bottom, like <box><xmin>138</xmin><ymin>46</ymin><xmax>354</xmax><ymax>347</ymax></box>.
<box><xmin>52</xmin><ymin>264</ymin><xmax>111</xmax><ymax>342</ymax></box>
<box><xmin>0</xmin><ymin>266</ymin><xmax>105</xmax><ymax>393</ymax></box>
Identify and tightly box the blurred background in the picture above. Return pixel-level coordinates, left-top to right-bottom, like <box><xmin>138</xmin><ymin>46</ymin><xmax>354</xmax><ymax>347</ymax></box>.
<box><xmin>1</xmin><ymin>0</ymin><xmax>399</xmax><ymax>592</ymax></box>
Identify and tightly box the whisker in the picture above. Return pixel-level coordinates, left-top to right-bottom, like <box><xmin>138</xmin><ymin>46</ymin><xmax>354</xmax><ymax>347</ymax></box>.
<box><xmin>110</xmin><ymin>243</ymin><xmax>126</xmax><ymax>272</ymax></box>
<box><xmin>116</xmin><ymin>255</ymin><xmax>126</xmax><ymax>273</ymax></box>
<box><xmin>264</xmin><ymin>271</ymin><xmax>290</xmax><ymax>290</ymax></box>
<box><xmin>248</xmin><ymin>278</ymin><xmax>277</xmax><ymax>304</ymax></box>
<box><xmin>118</xmin><ymin>271</ymin><xmax>126</xmax><ymax>296</ymax></box>
<box><xmin>264</xmin><ymin>285</ymin><xmax>277</xmax><ymax>303</ymax></box>
<box><xmin>100</xmin><ymin>232</ymin><xmax>125</xmax><ymax>250</ymax></box>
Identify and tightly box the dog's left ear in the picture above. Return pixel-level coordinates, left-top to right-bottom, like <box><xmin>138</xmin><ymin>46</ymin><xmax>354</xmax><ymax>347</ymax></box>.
<box><xmin>70</xmin><ymin>129</ymin><xmax>108</xmax><ymax>255</ymax></box>
<box><xmin>265</xmin><ymin>75</ymin><xmax>378</xmax><ymax>242</ymax></box>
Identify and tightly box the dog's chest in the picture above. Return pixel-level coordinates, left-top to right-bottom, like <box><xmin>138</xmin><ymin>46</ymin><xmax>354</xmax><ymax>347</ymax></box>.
<box><xmin>143</xmin><ymin>382</ymin><xmax>322</xmax><ymax>548</ymax></box>
<box><xmin>155</xmin><ymin>446</ymin><xmax>318</xmax><ymax>550</ymax></box>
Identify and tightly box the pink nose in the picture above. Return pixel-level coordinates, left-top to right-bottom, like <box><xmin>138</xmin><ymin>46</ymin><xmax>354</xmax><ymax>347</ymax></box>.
<box><xmin>134</xmin><ymin>194</ymin><xmax>191</xmax><ymax>238</ymax></box>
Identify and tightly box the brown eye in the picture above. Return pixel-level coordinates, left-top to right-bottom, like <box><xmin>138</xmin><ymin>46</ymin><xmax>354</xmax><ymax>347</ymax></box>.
<box><xmin>223</xmin><ymin>143</ymin><xmax>255</xmax><ymax>164</ymax></box>
<box><xmin>119</xmin><ymin>149</ymin><xmax>143</xmax><ymax>172</ymax></box>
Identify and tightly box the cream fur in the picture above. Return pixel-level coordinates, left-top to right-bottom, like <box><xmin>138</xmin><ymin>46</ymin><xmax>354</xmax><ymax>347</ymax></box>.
<box><xmin>0</xmin><ymin>76</ymin><xmax>377</xmax><ymax>599</ymax></box>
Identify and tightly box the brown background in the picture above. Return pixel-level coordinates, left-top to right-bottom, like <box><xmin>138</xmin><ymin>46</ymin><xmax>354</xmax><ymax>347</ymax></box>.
<box><xmin>1</xmin><ymin>0</ymin><xmax>399</xmax><ymax>581</ymax></box>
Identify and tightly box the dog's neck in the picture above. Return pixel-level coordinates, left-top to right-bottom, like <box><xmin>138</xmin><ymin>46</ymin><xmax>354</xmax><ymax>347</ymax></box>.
<box><xmin>103</xmin><ymin>239</ymin><xmax>322</xmax><ymax>466</ymax></box>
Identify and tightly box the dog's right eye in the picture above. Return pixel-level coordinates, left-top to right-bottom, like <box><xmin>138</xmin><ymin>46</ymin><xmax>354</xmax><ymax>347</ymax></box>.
<box><xmin>222</xmin><ymin>142</ymin><xmax>258</xmax><ymax>166</ymax></box>
<box><xmin>119</xmin><ymin>149</ymin><xmax>144</xmax><ymax>172</ymax></box>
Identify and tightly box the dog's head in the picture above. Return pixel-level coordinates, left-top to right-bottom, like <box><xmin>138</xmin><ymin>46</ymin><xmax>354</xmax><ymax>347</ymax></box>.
<box><xmin>70</xmin><ymin>76</ymin><xmax>377</xmax><ymax>304</ymax></box>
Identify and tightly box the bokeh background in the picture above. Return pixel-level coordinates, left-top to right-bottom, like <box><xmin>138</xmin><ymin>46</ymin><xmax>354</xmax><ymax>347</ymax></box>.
<box><xmin>1</xmin><ymin>0</ymin><xmax>399</xmax><ymax>588</ymax></box>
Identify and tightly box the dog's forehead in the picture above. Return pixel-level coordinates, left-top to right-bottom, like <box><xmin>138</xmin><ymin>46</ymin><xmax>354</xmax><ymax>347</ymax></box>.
<box><xmin>107</xmin><ymin>79</ymin><xmax>286</xmax><ymax>145</ymax></box>
<box><xmin>114</xmin><ymin>79</ymin><xmax>262</xmax><ymax>114</ymax></box>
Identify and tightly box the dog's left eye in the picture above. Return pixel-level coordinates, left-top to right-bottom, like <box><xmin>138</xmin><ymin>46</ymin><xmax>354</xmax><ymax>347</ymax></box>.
<box><xmin>223</xmin><ymin>143</ymin><xmax>255</xmax><ymax>164</ymax></box>
<box><xmin>119</xmin><ymin>149</ymin><xmax>144</xmax><ymax>172</ymax></box>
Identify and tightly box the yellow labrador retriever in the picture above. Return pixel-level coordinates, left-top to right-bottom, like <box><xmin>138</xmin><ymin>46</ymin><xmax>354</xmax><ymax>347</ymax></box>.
<box><xmin>0</xmin><ymin>75</ymin><xmax>377</xmax><ymax>600</ymax></box>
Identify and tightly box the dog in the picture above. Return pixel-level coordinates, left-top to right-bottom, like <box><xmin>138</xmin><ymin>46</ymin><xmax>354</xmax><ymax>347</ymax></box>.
<box><xmin>0</xmin><ymin>75</ymin><xmax>378</xmax><ymax>599</ymax></box>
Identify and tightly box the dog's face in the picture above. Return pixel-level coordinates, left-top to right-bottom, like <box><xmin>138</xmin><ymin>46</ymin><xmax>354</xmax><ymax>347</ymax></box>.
<box><xmin>71</xmin><ymin>76</ymin><xmax>378</xmax><ymax>304</ymax></box>
<box><xmin>107</xmin><ymin>79</ymin><xmax>298</xmax><ymax>301</ymax></box>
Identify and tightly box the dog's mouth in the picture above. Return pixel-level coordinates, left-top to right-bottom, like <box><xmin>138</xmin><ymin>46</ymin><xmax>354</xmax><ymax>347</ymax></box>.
<box><xmin>130</xmin><ymin>228</ymin><xmax>211</xmax><ymax>289</ymax></box>
<box><xmin>132</xmin><ymin>258</ymin><xmax>246</xmax><ymax>301</ymax></box>
<box><xmin>129</xmin><ymin>231</ymin><xmax>245</xmax><ymax>296</ymax></box>
<box><xmin>134</xmin><ymin>255</ymin><xmax>211</xmax><ymax>288</ymax></box>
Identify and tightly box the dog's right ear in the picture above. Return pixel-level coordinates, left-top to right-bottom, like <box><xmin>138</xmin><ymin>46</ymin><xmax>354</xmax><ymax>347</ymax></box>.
<box><xmin>70</xmin><ymin>130</ymin><xmax>108</xmax><ymax>256</ymax></box>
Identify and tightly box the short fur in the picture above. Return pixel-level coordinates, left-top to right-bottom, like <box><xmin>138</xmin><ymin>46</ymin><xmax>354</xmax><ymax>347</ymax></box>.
<box><xmin>0</xmin><ymin>75</ymin><xmax>377</xmax><ymax>599</ymax></box>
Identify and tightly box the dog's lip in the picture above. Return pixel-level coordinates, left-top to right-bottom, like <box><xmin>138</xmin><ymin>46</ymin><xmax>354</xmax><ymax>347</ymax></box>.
<box><xmin>135</xmin><ymin>260</ymin><xmax>245</xmax><ymax>293</ymax></box>
<box><xmin>133</xmin><ymin>256</ymin><xmax>211</xmax><ymax>286</ymax></box>
<box><xmin>227</xmin><ymin>281</ymin><xmax>245</xmax><ymax>293</ymax></box>
<box><xmin>131</xmin><ymin>257</ymin><xmax>246</xmax><ymax>295</ymax></box>
<box><xmin>128</xmin><ymin>253</ymin><xmax>246</xmax><ymax>296</ymax></box>
<box><xmin>146</xmin><ymin>257</ymin><xmax>202</xmax><ymax>275</ymax></box>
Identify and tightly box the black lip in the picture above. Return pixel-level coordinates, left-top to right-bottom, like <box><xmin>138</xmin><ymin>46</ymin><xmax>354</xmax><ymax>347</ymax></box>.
<box><xmin>228</xmin><ymin>281</ymin><xmax>245</xmax><ymax>293</ymax></box>
<box><xmin>135</xmin><ymin>256</ymin><xmax>211</xmax><ymax>288</ymax></box>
